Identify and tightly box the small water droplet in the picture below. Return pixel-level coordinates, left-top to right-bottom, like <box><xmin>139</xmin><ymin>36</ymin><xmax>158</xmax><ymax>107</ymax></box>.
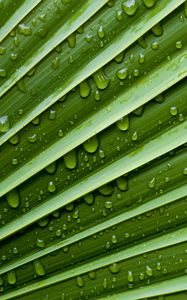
<box><xmin>18</xmin><ymin>23</ymin><xmax>32</xmax><ymax>36</ymax></box>
<box><xmin>148</xmin><ymin>177</ymin><xmax>156</xmax><ymax>189</ymax></box>
<box><xmin>176</xmin><ymin>41</ymin><xmax>183</xmax><ymax>49</ymax></box>
<box><xmin>76</xmin><ymin>276</ymin><xmax>84</xmax><ymax>287</ymax></box>
<box><xmin>7</xmin><ymin>270</ymin><xmax>16</xmax><ymax>285</ymax></box>
<box><xmin>170</xmin><ymin>105</ymin><xmax>178</xmax><ymax>116</ymax></box>
<box><xmin>117</xmin><ymin>67</ymin><xmax>128</xmax><ymax>80</ymax></box>
<box><xmin>83</xmin><ymin>135</ymin><xmax>99</xmax><ymax>153</ymax></box>
<box><xmin>79</xmin><ymin>80</ymin><xmax>91</xmax><ymax>98</ymax></box>
<box><xmin>48</xmin><ymin>181</ymin><xmax>56</xmax><ymax>193</ymax></box>
<box><xmin>143</xmin><ymin>0</ymin><xmax>156</xmax><ymax>8</ymax></box>
<box><xmin>109</xmin><ymin>263</ymin><xmax>120</xmax><ymax>274</ymax></box>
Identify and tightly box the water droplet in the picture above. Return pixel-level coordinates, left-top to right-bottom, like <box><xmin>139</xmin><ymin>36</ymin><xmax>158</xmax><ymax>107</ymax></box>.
<box><xmin>111</xmin><ymin>235</ymin><xmax>117</xmax><ymax>243</ymax></box>
<box><xmin>133</xmin><ymin>105</ymin><xmax>144</xmax><ymax>116</ymax></box>
<box><xmin>76</xmin><ymin>276</ymin><xmax>84</xmax><ymax>287</ymax></box>
<box><xmin>170</xmin><ymin>106</ymin><xmax>178</xmax><ymax>116</ymax></box>
<box><xmin>6</xmin><ymin>189</ymin><xmax>20</xmax><ymax>208</ymax></box>
<box><xmin>10</xmin><ymin>52</ymin><xmax>18</xmax><ymax>61</ymax></box>
<box><xmin>83</xmin><ymin>135</ymin><xmax>99</xmax><ymax>153</ymax></box>
<box><xmin>83</xmin><ymin>193</ymin><xmax>94</xmax><ymax>205</ymax></box>
<box><xmin>79</xmin><ymin>80</ymin><xmax>91</xmax><ymax>98</ymax></box>
<box><xmin>18</xmin><ymin>23</ymin><xmax>32</xmax><ymax>36</ymax></box>
<box><xmin>138</xmin><ymin>36</ymin><xmax>148</xmax><ymax>49</ymax></box>
<box><xmin>34</xmin><ymin>260</ymin><xmax>45</xmax><ymax>276</ymax></box>
<box><xmin>143</xmin><ymin>0</ymin><xmax>156</xmax><ymax>8</ymax></box>
<box><xmin>38</xmin><ymin>217</ymin><xmax>49</xmax><ymax>227</ymax></box>
<box><xmin>151</xmin><ymin>41</ymin><xmax>159</xmax><ymax>50</ymax></box>
<box><xmin>27</xmin><ymin>133</ymin><xmax>37</xmax><ymax>143</ymax></box>
<box><xmin>88</xmin><ymin>271</ymin><xmax>96</xmax><ymax>279</ymax></box>
<box><xmin>103</xmin><ymin>278</ymin><xmax>108</xmax><ymax>289</ymax></box>
<box><xmin>0</xmin><ymin>68</ymin><xmax>7</xmax><ymax>77</ymax></box>
<box><xmin>139</xmin><ymin>272</ymin><xmax>145</xmax><ymax>280</ymax></box>
<box><xmin>148</xmin><ymin>177</ymin><xmax>156</xmax><ymax>189</ymax></box>
<box><xmin>145</xmin><ymin>265</ymin><xmax>153</xmax><ymax>276</ymax></box>
<box><xmin>0</xmin><ymin>46</ymin><xmax>6</xmax><ymax>55</ymax></box>
<box><xmin>48</xmin><ymin>181</ymin><xmax>56</xmax><ymax>193</ymax></box>
<box><xmin>122</xmin><ymin>0</ymin><xmax>138</xmax><ymax>16</ymax></box>
<box><xmin>138</xmin><ymin>53</ymin><xmax>145</xmax><ymax>64</ymax></box>
<box><xmin>45</xmin><ymin>162</ymin><xmax>57</xmax><ymax>174</ymax></box>
<box><xmin>127</xmin><ymin>270</ymin><xmax>134</xmax><ymax>282</ymax></box>
<box><xmin>109</xmin><ymin>263</ymin><xmax>120</xmax><ymax>274</ymax></box>
<box><xmin>48</xmin><ymin>109</ymin><xmax>56</xmax><ymax>120</ymax></box>
<box><xmin>7</xmin><ymin>270</ymin><xmax>16</xmax><ymax>285</ymax></box>
<box><xmin>152</xmin><ymin>23</ymin><xmax>163</xmax><ymax>36</ymax></box>
<box><xmin>117</xmin><ymin>67</ymin><xmax>128</xmax><ymax>80</ymax></box>
<box><xmin>67</xmin><ymin>33</ymin><xmax>76</xmax><ymax>48</ymax></box>
<box><xmin>176</xmin><ymin>41</ymin><xmax>183</xmax><ymax>49</ymax></box>
<box><xmin>64</xmin><ymin>149</ymin><xmax>77</xmax><ymax>169</ymax></box>
<box><xmin>98</xmin><ymin>25</ymin><xmax>105</xmax><ymax>39</ymax></box>
<box><xmin>12</xmin><ymin>158</ymin><xmax>19</xmax><ymax>165</ymax></box>
<box><xmin>116</xmin><ymin>176</ymin><xmax>128</xmax><ymax>191</ymax></box>
<box><xmin>116</xmin><ymin>115</ymin><xmax>129</xmax><ymax>131</ymax></box>
<box><xmin>99</xmin><ymin>149</ymin><xmax>105</xmax><ymax>158</ymax></box>
<box><xmin>93</xmin><ymin>69</ymin><xmax>110</xmax><ymax>90</ymax></box>
<box><xmin>133</xmin><ymin>68</ymin><xmax>139</xmax><ymax>77</ymax></box>
<box><xmin>98</xmin><ymin>184</ymin><xmax>113</xmax><ymax>196</ymax></box>
<box><xmin>183</xmin><ymin>168</ymin><xmax>187</xmax><ymax>175</ymax></box>
<box><xmin>105</xmin><ymin>200</ymin><xmax>113</xmax><ymax>209</ymax></box>
<box><xmin>36</xmin><ymin>238</ymin><xmax>45</xmax><ymax>248</ymax></box>
<box><xmin>131</xmin><ymin>131</ymin><xmax>138</xmax><ymax>141</ymax></box>
<box><xmin>9</xmin><ymin>135</ymin><xmax>19</xmax><ymax>145</ymax></box>
<box><xmin>94</xmin><ymin>89</ymin><xmax>101</xmax><ymax>101</ymax></box>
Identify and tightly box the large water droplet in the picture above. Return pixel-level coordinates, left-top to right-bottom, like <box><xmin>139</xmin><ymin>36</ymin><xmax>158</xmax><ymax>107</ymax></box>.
<box><xmin>116</xmin><ymin>116</ymin><xmax>129</xmax><ymax>131</ymax></box>
<box><xmin>7</xmin><ymin>270</ymin><xmax>16</xmax><ymax>285</ymax></box>
<box><xmin>0</xmin><ymin>115</ymin><xmax>9</xmax><ymax>133</ymax></box>
<box><xmin>79</xmin><ymin>80</ymin><xmax>91</xmax><ymax>98</ymax></box>
<box><xmin>143</xmin><ymin>0</ymin><xmax>156</xmax><ymax>8</ymax></box>
<box><xmin>83</xmin><ymin>135</ymin><xmax>99</xmax><ymax>153</ymax></box>
<box><xmin>122</xmin><ymin>0</ymin><xmax>138</xmax><ymax>16</ymax></box>
<box><xmin>6</xmin><ymin>189</ymin><xmax>20</xmax><ymax>208</ymax></box>
<box><xmin>34</xmin><ymin>260</ymin><xmax>46</xmax><ymax>276</ymax></box>
<box><xmin>64</xmin><ymin>149</ymin><xmax>77</xmax><ymax>169</ymax></box>
<box><xmin>93</xmin><ymin>69</ymin><xmax>110</xmax><ymax>90</ymax></box>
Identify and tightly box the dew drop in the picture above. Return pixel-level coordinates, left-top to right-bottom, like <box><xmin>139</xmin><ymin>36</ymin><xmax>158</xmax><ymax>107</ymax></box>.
<box><xmin>83</xmin><ymin>193</ymin><xmax>94</xmax><ymax>205</ymax></box>
<box><xmin>6</xmin><ymin>189</ymin><xmax>20</xmax><ymax>208</ymax></box>
<box><xmin>83</xmin><ymin>135</ymin><xmax>99</xmax><ymax>153</ymax></box>
<box><xmin>109</xmin><ymin>263</ymin><xmax>121</xmax><ymax>274</ymax></box>
<box><xmin>47</xmin><ymin>181</ymin><xmax>56</xmax><ymax>193</ymax></box>
<box><xmin>176</xmin><ymin>41</ymin><xmax>183</xmax><ymax>49</ymax></box>
<box><xmin>116</xmin><ymin>176</ymin><xmax>128</xmax><ymax>191</ymax></box>
<box><xmin>148</xmin><ymin>177</ymin><xmax>156</xmax><ymax>189</ymax></box>
<box><xmin>131</xmin><ymin>131</ymin><xmax>138</xmax><ymax>141</ymax></box>
<box><xmin>18</xmin><ymin>23</ymin><xmax>32</xmax><ymax>36</ymax></box>
<box><xmin>122</xmin><ymin>0</ymin><xmax>138</xmax><ymax>16</ymax></box>
<box><xmin>0</xmin><ymin>68</ymin><xmax>7</xmax><ymax>78</ymax></box>
<box><xmin>0</xmin><ymin>115</ymin><xmax>10</xmax><ymax>133</ymax></box>
<box><xmin>183</xmin><ymin>168</ymin><xmax>187</xmax><ymax>175</ymax></box>
<box><xmin>27</xmin><ymin>133</ymin><xmax>37</xmax><ymax>143</ymax></box>
<box><xmin>36</xmin><ymin>238</ymin><xmax>45</xmax><ymax>248</ymax></box>
<box><xmin>97</xmin><ymin>25</ymin><xmax>105</xmax><ymax>39</ymax></box>
<box><xmin>34</xmin><ymin>260</ymin><xmax>46</xmax><ymax>276</ymax></box>
<box><xmin>138</xmin><ymin>53</ymin><xmax>145</xmax><ymax>64</ymax></box>
<box><xmin>116</xmin><ymin>115</ymin><xmax>129</xmax><ymax>131</ymax></box>
<box><xmin>143</xmin><ymin>0</ymin><xmax>156</xmax><ymax>8</ymax></box>
<box><xmin>7</xmin><ymin>270</ymin><xmax>16</xmax><ymax>285</ymax></box>
<box><xmin>145</xmin><ymin>265</ymin><xmax>153</xmax><ymax>276</ymax></box>
<box><xmin>45</xmin><ymin>162</ymin><xmax>57</xmax><ymax>174</ymax></box>
<box><xmin>79</xmin><ymin>80</ymin><xmax>91</xmax><ymax>98</ymax></box>
<box><xmin>170</xmin><ymin>105</ymin><xmax>178</xmax><ymax>116</ymax></box>
<box><xmin>103</xmin><ymin>278</ymin><xmax>108</xmax><ymax>289</ymax></box>
<box><xmin>151</xmin><ymin>41</ymin><xmax>159</xmax><ymax>50</ymax></box>
<box><xmin>76</xmin><ymin>276</ymin><xmax>84</xmax><ymax>287</ymax></box>
<box><xmin>117</xmin><ymin>67</ymin><xmax>128</xmax><ymax>80</ymax></box>
<box><xmin>151</xmin><ymin>23</ymin><xmax>163</xmax><ymax>36</ymax></box>
<box><xmin>98</xmin><ymin>184</ymin><xmax>113</xmax><ymax>196</ymax></box>
<box><xmin>64</xmin><ymin>149</ymin><xmax>77</xmax><ymax>169</ymax></box>
<box><xmin>127</xmin><ymin>270</ymin><xmax>134</xmax><ymax>283</ymax></box>
<box><xmin>67</xmin><ymin>33</ymin><xmax>76</xmax><ymax>48</ymax></box>
<box><xmin>94</xmin><ymin>89</ymin><xmax>101</xmax><ymax>101</ymax></box>
<box><xmin>93</xmin><ymin>69</ymin><xmax>110</xmax><ymax>90</ymax></box>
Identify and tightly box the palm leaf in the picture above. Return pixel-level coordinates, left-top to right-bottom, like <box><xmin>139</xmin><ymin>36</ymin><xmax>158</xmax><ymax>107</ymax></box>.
<box><xmin>0</xmin><ymin>1</ymin><xmax>187</xmax><ymax>299</ymax></box>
